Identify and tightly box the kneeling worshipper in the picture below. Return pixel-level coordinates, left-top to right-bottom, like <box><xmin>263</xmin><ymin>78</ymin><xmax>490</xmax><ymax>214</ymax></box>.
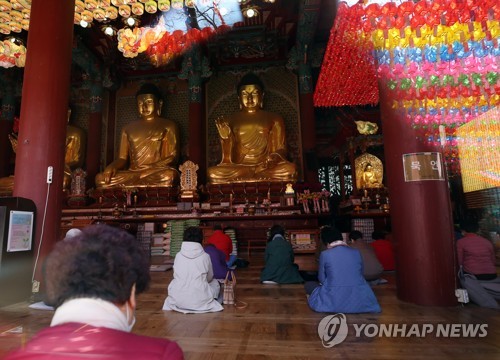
<box><xmin>163</xmin><ymin>226</ymin><xmax>223</xmax><ymax>313</ymax></box>
<box><xmin>306</xmin><ymin>226</ymin><xmax>381</xmax><ymax>313</ymax></box>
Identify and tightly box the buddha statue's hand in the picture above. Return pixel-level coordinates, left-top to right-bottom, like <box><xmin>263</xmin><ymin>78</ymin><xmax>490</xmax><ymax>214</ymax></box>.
<box><xmin>215</xmin><ymin>116</ymin><xmax>231</xmax><ymax>140</ymax></box>
<box><xmin>102</xmin><ymin>166</ymin><xmax>117</xmax><ymax>184</ymax></box>
<box><xmin>264</xmin><ymin>153</ymin><xmax>282</xmax><ymax>168</ymax></box>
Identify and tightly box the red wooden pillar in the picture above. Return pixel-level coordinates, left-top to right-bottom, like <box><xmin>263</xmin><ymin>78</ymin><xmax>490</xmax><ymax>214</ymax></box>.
<box><xmin>379</xmin><ymin>86</ymin><xmax>457</xmax><ymax>306</ymax></box>
<box><xmin>13</xmin><ymin>0</ymin><xmax>75</xmax><ymax>289</ymax></box>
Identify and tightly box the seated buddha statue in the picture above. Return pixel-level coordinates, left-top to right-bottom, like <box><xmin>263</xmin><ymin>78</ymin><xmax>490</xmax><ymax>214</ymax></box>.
<box><xmin>64</xmin><ymin>108</ymin><xmax>86</xmax><ymax>191</ymax></box>
<box><xmin>0</xmin><ymin>110</ymin><xmax>87</xmax><ymax>194</ymax></box>
<box><xmin>360</xmin><ymin>163</ymin><xmax>382</xmax><ymax>189</ymax></box>
<box><xmin>207</xmin><ymin>73</ymin><xmax>297</xmax><ymax>184</ymax></box>
<box><xmin>95</xmin><ymin>83</ymin><xmax>180</xmax><ymax>188</ymax></box>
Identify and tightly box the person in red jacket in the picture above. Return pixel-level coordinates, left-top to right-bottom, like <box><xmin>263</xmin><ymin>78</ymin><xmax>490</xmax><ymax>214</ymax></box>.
<box><xmin>370</xmin><ymin>230</ymin><xmax>396</xmax><ymax>271</ymax></box>
<box><xmin>207</xmin><ymin>224</ymin><xmax>236</xmax><ymax>267</ymax></box>
<box><xmin>5</xmin><ymin>224</ymin><xmax>183</xmax><ymax>360</ymax></box>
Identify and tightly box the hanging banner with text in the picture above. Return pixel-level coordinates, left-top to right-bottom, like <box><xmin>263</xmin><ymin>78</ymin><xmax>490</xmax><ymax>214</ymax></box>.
<box><xmin>402</xmin><ymin>152</ymin><xmax>445</xmax><ymax>182</ymax></box>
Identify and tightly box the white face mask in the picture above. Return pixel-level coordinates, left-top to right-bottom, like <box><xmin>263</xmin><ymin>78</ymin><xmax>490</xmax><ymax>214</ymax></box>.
<box><xmin>125</xmin><ymin>303</ymin><xmax>136</xmax><ymax>332</ymax></box>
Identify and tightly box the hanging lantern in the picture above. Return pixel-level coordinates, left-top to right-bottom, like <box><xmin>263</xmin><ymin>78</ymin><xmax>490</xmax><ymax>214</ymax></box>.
<box><xmin>171</xmin><ymin>0</ymin><xmax>183</xmax><ymax>10</ymax></box>
<box><xmin>144</xmin><ymin>0</ymin><xmax>157</xmax><ymax>13</ymax></box>
<box><xmin>158</xmin><ymin>0</ymin><xmax>170</xmax><ymax>12</ymax></box>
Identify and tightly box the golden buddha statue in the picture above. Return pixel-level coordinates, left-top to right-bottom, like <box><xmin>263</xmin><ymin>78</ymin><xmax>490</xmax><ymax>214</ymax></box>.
<box><xmin>64</xmin><ymin>109</ymin><xmax>86</xmax><ymax>191</ymax></box>
<box><xmin>207</xmin><ymin>73</ymin><xmax>297</xmax><ymax>184</ymax></box>
<box><xmin>355</xmin><ymin>153</ymin><xmax>384</xmax><ymax>190</ymax></box>
<box><xmin>95</xmin><ymin>83</ymin><xmax>180</xmax><ymax>188</ymax></box>
<box><xmin>359</xmin><ymin>163</ymin><xmax>382</xmax><ymax>189</ymax></box>
<box><xmin>0</xmin><ymin>110</ymin><xmax>87</xmax><ymax>194</ymax></box>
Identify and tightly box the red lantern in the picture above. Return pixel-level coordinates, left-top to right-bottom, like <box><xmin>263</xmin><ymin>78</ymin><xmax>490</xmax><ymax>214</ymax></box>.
<box><xmin>410</xmin><ymin>15</ymin><xmax>425</xmax><ymax>28</ymax></box>
<box><xmin>393</xmin><ymin>15</ymin><xmax>405</xmax><ymax>29</ymax></box>
<box><xmin>398</xmin><ymin>1</ymin><xmax>414</xmax><ymax>17</ymax></box>
<box><xmin>414</xmin><ymin>1</ymin><xmax>428</xmax><ymax>16</ymax></box>
<box><xmin>365</xmin><ymin>3</ymin><xmax>380</xmax><ymax>18</ymax></box>
<box><xmin>381</xmin><ymin>2</ymin><xmax>397</xmax><ymax>16</ymax></box>
<box><xmin>430</xmin><ymin>1</ymin><xmax>442</xmax><ymax>14</ymax></box>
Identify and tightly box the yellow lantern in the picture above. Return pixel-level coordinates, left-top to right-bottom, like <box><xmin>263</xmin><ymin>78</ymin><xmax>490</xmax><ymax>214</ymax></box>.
<box><xmin>158</xmin><ymin>0</ymin><xmax>170</xmax><ymax>12</ymax></box>
<box><xmin>145</xmin><ymin>1</ymin><xmax>157</xmax><ymax>13</ymax></box>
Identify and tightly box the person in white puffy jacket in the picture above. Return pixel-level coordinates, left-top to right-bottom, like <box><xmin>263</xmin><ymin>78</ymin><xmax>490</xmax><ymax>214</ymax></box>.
<box><xmin>163</xmin><ymin>226</ymin><xmax>223</xmax><ymax>313</ymax></box>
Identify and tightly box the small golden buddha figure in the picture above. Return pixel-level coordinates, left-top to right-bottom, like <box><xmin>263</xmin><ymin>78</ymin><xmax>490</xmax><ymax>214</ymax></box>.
<box><xmin>95</xmin><ymin>83</ymin><xmax>180</xmax><ymax>188</ymax></box>
<box><xmin>64</xmin><ymin>108</ymin><xmax>86</xmax><ymax>191</ymax></box>
<box><xmin>360</xmin><ymin>163</ymin><xmax>382</xmax><ymax>189</ymax></box>
<box><xmin>207</xmin><ymin>73</ymin><xmax>297</xmax><ymax>184</ymax></box>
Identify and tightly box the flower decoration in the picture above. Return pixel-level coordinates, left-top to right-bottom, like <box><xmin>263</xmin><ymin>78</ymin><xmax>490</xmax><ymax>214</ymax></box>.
<box><xmin>0</xmin><ymin>38</ymin><xmax>26</xmax><ymax>68</ymax></box>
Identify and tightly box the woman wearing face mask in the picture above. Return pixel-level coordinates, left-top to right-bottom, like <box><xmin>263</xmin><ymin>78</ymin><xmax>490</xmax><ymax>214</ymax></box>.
<box><xmin>5</xmin><ymin>224</ymin><xmax>183</xmax><ymax>360</ymax></box>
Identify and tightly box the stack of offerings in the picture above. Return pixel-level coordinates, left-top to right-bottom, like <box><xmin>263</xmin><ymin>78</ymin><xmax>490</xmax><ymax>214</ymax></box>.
<box><xmin>224</xmin><ymin>227</ymin><xmax>237</xmax><ymax>258</ymax></box>
<box><xmin>151</xmin><ymin>233</ymin><xmax>169</xmax><ymax>256</ymax></box>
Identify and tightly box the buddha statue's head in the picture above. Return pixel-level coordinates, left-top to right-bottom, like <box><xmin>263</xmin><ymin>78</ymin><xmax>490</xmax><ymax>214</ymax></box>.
<box><xmin>136</xmin><ymin>83</ymin><xmax>163</xmax><ymax>118</ymax></box>
<box><xmin>237</xmin><ymin>73</ymin><xmax>265</xmax><ymax>112</ymax></box>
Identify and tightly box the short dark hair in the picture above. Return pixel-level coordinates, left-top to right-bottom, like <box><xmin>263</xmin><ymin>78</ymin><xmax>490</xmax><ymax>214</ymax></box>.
<box><xmin>460</xmin><ymin>218</ymin><xmax>479</xmax><ymax>233</ymax></box>
<box><xmin>321</xmin><ymin>226</ymin><xmax>343</xmax><ymax>245</ymax></box>
<box><xmin>183</xmin><ymin>226</ymin><xmax>203</xmax><ymax>243</ymax></box>
<box><xmin>237</xmin><ymin>72</ymin><xmax>265</xmax><ymax>93</ymax></box>
<box><xmin>268</xmin><ymin>224</ymin><xmax>285</xmax><ymax>242</ymax></box>
<box><xmin>372</xmin><ymin>231</ymin><xmax>386</xmax><ymax>240</ymax></box>
<box><xmin>349</xmin><ymin>230</ymin><xmax>363</xmax><ymax>241</ymax></box>
<box><xmin>136</xmin><ymin>83</ymin><xmax>163</xmax><ymax>100</ymax></box>
<box><xmin>43</xmin><ymin>224</ymin><xmax>150</xmax><ymax>308</ymax></box>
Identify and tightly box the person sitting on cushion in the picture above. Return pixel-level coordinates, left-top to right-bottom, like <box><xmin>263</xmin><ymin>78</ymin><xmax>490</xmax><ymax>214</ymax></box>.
<box><xmin>349</xmin><ymin>230</ymin><xmax>384</xmax><ymax>283</ymax></box>
<box><xmin>204</xmin><ymin>243</ymin><xmax>232</xmax><ymax>280</ymax></box>
<box><xmin>370</xmin><ymin>230</ymin><xmax>395</xmax><ymax>271</ymax></box>
<box><xmin>305</xmin><ymin>226</ymin><xmax>381</xmax><ymax>313</ymax></box>
<box><xmin>260</xmin><ymin>224</ymin><xmax>303</xmax><ymax>284</ymax></box>
<box><xmin>163</xmin><ymin>226</ymin><xmax>223</xmax><ymax>313</ymax></box>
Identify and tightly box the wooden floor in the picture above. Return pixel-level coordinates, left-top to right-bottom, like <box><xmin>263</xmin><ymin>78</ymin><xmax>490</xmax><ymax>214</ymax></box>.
<box><xmin>1</xmin><ymin>253</ymin><xmax>499</xmax><ymax>359</ymax></box>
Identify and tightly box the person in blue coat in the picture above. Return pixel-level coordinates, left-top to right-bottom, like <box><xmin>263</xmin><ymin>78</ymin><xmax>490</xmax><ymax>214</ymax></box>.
<box><xmin>306</xmin><ymin>226</ymin><xmax>381</xmax><ymax>313</ymax></box>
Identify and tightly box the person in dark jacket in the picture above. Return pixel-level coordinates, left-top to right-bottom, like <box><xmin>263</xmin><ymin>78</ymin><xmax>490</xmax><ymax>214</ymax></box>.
<box><xmin>5</xmin><ymin>224</ymin><xmax>183</xmax><ymax>360</ymax></box>
<box><xmin>260</xmin><ymin>224</ymin><xmax>303</xmax><ymax>284</ymax></box>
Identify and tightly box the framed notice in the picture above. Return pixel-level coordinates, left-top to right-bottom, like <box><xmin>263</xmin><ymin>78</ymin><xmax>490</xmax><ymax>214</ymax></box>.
<box><xmin>402</xmin><ymin>152</ymin><xmax>445</xmax><ymax>182</ymax></box>
<box><xmin>7</xmin><ymin>210</ymin><xmax>34</xmax><ymax>252</ymax></box>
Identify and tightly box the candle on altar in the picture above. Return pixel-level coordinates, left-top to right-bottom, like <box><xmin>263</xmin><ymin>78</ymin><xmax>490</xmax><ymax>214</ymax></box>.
<box><xmin>99</xmin><ymin>196</ymin><xmax>103</xmax><ymax>204</ymax></box>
